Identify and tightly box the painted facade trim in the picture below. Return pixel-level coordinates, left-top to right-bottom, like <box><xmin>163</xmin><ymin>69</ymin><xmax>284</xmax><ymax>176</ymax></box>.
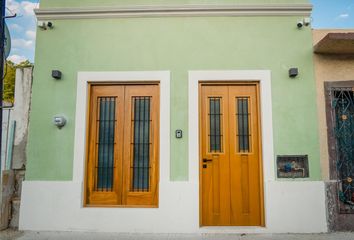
<box><xmin>35</xmin><ymin>4</ymin><xmax>312</xmax><ymax>20</ymax></box>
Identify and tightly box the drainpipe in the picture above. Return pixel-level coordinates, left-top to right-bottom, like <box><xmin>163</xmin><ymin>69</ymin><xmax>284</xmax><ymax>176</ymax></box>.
<box><xmin>0</xmin><ymin>0</ymin><xmax>6</xmax><ymax>172</ymax></box>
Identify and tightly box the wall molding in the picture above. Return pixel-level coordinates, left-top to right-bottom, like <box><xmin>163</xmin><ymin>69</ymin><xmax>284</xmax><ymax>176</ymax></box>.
<box><xmin>35</xmin><ymin>4</ymin><xmax>312</xmax><ymax>20</ymax></box>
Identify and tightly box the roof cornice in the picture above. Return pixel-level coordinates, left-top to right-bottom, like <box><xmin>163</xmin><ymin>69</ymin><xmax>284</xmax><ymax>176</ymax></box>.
<box><xmin>35</xmin><ymin>4</ymin><xmax>313</xmax><ymax>20</ymax></box>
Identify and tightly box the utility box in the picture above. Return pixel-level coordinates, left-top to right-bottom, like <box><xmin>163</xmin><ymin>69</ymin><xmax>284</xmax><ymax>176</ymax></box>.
<box><xmin>277</xmin><ymin>155</ymin><xmax>309</xmax><ymax>178</ymax></box>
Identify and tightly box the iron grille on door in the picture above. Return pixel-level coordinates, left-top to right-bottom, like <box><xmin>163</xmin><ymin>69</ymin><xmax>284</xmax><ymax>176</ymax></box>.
<box><xmin>236</xmin><ymin>97</ymin><xmax>251</xmax><ymax>153</ymax></box>
<box><xmin>209</xmin><ymin>97</ymin><xmax>223</xmax><ymax>152</ymax></box>
<box><xmin>95</xmin><ymin>97</ymin><xmax>116</xmax><ymax>191</ymax></box>
<box><xmin>131</xmin><ymin>97</ymin><xmax>152</xmax><ymax>192</ymax></box>
<box><xmin>86</xmin><ymin>84</ymin><xmax>159</xmax><ymax>207</ymax></box>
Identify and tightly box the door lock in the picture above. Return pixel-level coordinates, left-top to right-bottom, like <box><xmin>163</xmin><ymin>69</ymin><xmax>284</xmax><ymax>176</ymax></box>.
<box><xmin>203</xmin><ymin>159</ymin><xmax>213</xmax><ymax>163</ymax></box>
<box><xmin>203</xmin><ymin>164</ymin><xmax>207</xmax><ymax>168</ymax></box>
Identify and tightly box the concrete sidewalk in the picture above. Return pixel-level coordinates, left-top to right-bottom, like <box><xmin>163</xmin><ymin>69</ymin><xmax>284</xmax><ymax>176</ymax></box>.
<box><xmin>1</xmin><ymin>230</ymin><xmax>354</xmax><ymax>240</ymax></box>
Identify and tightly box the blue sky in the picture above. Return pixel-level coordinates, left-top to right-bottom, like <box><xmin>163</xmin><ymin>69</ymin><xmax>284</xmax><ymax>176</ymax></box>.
<box><xmin>311</xmin><ymin>0</ymin><xmax>354</xmax><ymax>29</ymax></box>
<box><xmin>4</xmin><ymin>0</ymin><xmax>354</xmax><ymax>64</ymax></box>
<box><xmin>6</xmin><ymin>0</ymin><xmax>39</xmax><ymax>64</ymax></box>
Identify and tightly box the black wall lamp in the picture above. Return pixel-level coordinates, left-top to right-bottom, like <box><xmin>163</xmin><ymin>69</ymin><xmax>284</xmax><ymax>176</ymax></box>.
<box><xmin>52</xmin><ymin>70</ymin><xmax>62</xmax><ymax>80</ymax></box>
<box><xmin>289</xmin><ymin>68</ymin><xmax>299</xmax><ymax>78</ymax></box>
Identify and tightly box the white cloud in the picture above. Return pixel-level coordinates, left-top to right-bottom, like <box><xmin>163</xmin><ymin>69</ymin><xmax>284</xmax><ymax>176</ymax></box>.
<box><xmin>9</xmin><ymin>23</ymin><xmax>23</xmax><ymax>32</ymax></box>
<box><xmin>5</xmin><ymin>1</ymin><xmax>38</xmax><ymax>62</ymax></box>
<box><xmin>25</xmin><ymin>30</ymin><xmax>36</xmax><ymax>40</ymax></box>
<box><xmin>6</xmin><ymin>0</ymin><xmax>38</xmax><ymax>17</ymax></box>
<box><xmin>6</xmin><ymin>0</ymin><xmax>20</xmax><ymax>15</ymax></box>
<box><xmin>21</xmin><ymin>1</ymin><xmax>38</xmax><ymax>16</ymax></box>
<box><xmin>7</xmin><ymin>54</ymin><xmax>27</xmax><ymax>64</ymax></box>
<box><xmin>12</xmin><ymin>38</ymin><xmax>34</xmax><ymax>49</ymax></box>
<box><xmin>338</xmin><ymin>13</ymin><xmax>350</xmax><ymax>19</ymax></box>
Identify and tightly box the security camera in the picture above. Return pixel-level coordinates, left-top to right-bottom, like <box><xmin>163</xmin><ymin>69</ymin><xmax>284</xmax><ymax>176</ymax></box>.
<box><xmin>297</xmin><ymin>18</ymin><xmax>311</xmax><ymax>29</ymax></box>
<box><xmin>303</xmin><ymin>17</ymin><xmax>311</xmax><ymax>26</ymax></box>
<box><xmin>37</xmin><ymin>21</ymin><xmax>46</xmax><ymax>29</ymax></box>
<box><xmin>47</xmin><ymin>22</ymin><xmax>53</xmax><ymax>28</ymax></box>
<box><xmin>37</xmin><ymin>21</ymin><xmax>54</xmax><ymax>30</ymax></box>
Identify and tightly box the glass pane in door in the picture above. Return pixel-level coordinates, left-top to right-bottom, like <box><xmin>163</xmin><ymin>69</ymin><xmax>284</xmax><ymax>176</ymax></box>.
<box><xmin>131</xmin><ymin>97</ymin><xmax>151</xmax><ymax>192</ymax></box>
<box><xmin>96</xmin><ymin>97</ymin><xmax>116</xmax><ymax>191</ymax></box>
<box><xmin>209</xmin><ymin>97</ymin><xmax>223</xmax><ymax>152</ymax></box>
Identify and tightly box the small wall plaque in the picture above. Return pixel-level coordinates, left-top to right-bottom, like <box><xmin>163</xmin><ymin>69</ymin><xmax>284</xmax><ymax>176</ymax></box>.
<box><xmin>277</xmin><ymin>155</ymin><xmax>309</xmax><ymax>178</ymax></box>
<box><xmin>176</xmin><ymin>129</ymin><xmax>183</xmax><ymax>139</ymax></box>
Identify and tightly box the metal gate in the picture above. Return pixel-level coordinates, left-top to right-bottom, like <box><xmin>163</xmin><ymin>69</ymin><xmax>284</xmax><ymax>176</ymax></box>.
<box><xmin>330</xmin><ymin>87</ymin><xmax>354</xmax><ymax>213</ymax></box>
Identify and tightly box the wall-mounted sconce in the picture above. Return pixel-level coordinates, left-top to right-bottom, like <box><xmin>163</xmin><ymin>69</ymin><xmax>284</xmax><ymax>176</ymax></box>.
<box><xmin>52</xmin><ymin>70</ymin><xmax>62</xmax><ymax>80</ymax></box>
<box><xmin>289</xmin><ymin>68</ymin><xmax>299</xmax><ymax>78</ymax></box>
<box><xmin>38</xmin><ymin>21</ymin><xmax>54</xmax><ymax>30</ymax></box>
<box><xmin>53</xmin><ymin>115</ymin><xmax>67</xmax><ymax>129</ymax></box>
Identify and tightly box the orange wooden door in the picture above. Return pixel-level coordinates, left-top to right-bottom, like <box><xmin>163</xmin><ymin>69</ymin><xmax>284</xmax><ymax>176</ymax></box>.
<box><xmin>86</xmin><ymin>84</ymin><xmax>159</xmax><ymax>207</ymax></box>
<box><xmin>200</xmin><ymin>84</ymin><xmax>264</xmax><ymax>226</ymax></box>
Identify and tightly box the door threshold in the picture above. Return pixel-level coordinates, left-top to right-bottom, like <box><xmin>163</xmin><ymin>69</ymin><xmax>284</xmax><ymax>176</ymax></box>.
<box><xmin>199</xmin><ymin>226</ymin><xmax>268</xmax><ymax>234</ymax></box>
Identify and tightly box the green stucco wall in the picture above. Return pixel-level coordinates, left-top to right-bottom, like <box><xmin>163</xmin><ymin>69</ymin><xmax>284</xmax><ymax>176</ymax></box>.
<box><xmin>27</xmin><ymin>3</ymin><xmax>320</xmax><ymax>181</ymax></box>
<box><xmin>40</xmin><ymin>0</ymin><xmax>310</xmax><ymax>8</ymax></box>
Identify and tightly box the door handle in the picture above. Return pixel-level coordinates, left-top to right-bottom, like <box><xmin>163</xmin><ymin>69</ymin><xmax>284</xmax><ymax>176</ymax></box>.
<box><xmin>203</xmin><ymin>159</ymin><xmax>213</xmax><ymax>163</ymax></box>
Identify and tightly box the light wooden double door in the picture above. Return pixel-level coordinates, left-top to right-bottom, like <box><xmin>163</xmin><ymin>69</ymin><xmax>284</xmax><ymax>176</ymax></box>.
<box><xmin>200</xmin><ymin>83</ymin><xmax>264</xmax><ymax>226</ymax></box>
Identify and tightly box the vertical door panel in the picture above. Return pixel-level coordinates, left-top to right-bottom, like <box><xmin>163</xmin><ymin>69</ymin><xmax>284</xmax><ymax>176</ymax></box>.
<box><xmin>86</xmin><ymin>85</ymin><xmax>124</xmax><ymax>205</ymax></box>
<box><xmin>123</xmin><ymin>85</ymin><xmax>159</xmax><ymax>206</ymax></box>
<box><xmin>201</xmin><ymin>86</ymin><xmax>230</xmax><ymax>226</ymax></box>
<box><xmin>229</xmin><ymin>85</ymin><xmax>262</xmax><ymax>226</ymax></box>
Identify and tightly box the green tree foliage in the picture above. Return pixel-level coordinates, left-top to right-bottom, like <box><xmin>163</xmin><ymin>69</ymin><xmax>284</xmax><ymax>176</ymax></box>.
<box><xmin>16</xmin><ymin>60</ymin><xmax>33</xmax><ymax>68</ymax></box>
<box><xmin>3</xmin><ymin>61</ymin><xmax>16</xmax><ymax>103</ymax></box>
<box><xmin>3</xmin><ymin>60</ymin><xmax>33</xmax><ymax>103</ymax></box>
